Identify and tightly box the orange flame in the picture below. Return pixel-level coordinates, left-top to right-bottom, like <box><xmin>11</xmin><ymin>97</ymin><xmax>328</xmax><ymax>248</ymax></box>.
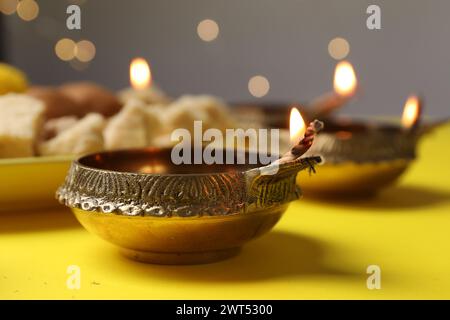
<box><xmin>289</xmin><ymin>107</ymin><xmax>306</xmax><ymax>145</ymax></box>
<box><xmin>333</xmin><ymin>61</ymin><xmax>357</xmax><ymax>96</ymax></box>
<box><xmin>130</xmin><ymin>57</ymin><xmax>151</xmax><ymax>90</ymax></box>
<box><xmin>402</xmin><ymin>95</ymin><xmax>421</xmax><ymax>128</ymax></box>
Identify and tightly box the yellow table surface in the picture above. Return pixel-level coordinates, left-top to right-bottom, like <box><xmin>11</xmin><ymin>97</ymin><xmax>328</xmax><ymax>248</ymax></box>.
<box><xmin>1</xmin><ymin>125</ymin><xmax>450</xmax><ymax>300</ymax></box>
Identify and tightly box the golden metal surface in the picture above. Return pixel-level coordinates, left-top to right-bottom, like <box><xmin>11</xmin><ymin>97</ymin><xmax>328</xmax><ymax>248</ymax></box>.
<box><xmin>58</xmin><ymin>147</ymin><xmax>320</xmax><ymax>264</ymax></box>
<box><xmin>298</xmin><ymin>160</ymin><xmax>410</xmax><ymax>197</ymax></box>
<box><xmin>73</xmin><ymin>205</ymin><xmax>286</xmax><ymax>264</ymax></box>
<box><xmin>299</xmin><ymin>118</ymin><xmax>423</xmax><ymax>196</ymax></box>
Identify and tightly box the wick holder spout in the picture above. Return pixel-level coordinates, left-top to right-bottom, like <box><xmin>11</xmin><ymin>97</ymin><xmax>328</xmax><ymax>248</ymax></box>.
<box><xmin>246</xmin><ymin>156</ymin><xmax>322</xmax><ymax>208</ymax></box>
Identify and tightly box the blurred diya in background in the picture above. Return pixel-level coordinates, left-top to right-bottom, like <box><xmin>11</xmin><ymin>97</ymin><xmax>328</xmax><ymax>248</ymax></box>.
<box><xmin>297</xmin><ymin>62</ymin><xmax>448</xmax><ymax>197</ymax></box>
<box><xmin>236</xmin><ymin>61</ymin><xmax>448</xmax><ymax>197</ymax></box>
<box><xmin>299</xmin><ymin>95</ymin><xmax>434</xmax><ymax>197</ymax></box>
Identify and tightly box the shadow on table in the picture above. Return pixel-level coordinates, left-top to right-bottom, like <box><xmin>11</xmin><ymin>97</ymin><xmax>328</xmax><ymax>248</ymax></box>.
<box><xmin>0</xmin><ymin>207</ymin><xmax>80</xmax><ymax>233</ymax></box>
<box><xmin>114</xmin><ymin>231</ymin><xmax>360</xmax><ymax>283</ymax></box>
<box><xmin>303</xmin><ymin>185</ymin><xmax>450</xmax><ymax>210</ymax></box>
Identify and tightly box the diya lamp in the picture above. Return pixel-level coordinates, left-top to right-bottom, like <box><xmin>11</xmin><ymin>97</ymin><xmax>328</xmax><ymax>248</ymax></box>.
<box><xmin>56</xmin><ymin>118</ymin><xmax>323</xmax><ymax>265</ymax></box>
<box><xmin>297</xmin><ymin>61</ymin><xmax>446</xmax><ymax>197</ymax></box>
<box><xmin>117</xmin><ymin>57</ymin><xmax>170</xmax><ymax>105</ymax></box>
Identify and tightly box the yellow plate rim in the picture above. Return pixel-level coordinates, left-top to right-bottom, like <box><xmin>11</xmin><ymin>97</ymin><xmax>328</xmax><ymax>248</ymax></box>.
<box><xmin>0</xmin><ymin>155</ymin><xmax>75</xmax><ymax>166</ymax></box>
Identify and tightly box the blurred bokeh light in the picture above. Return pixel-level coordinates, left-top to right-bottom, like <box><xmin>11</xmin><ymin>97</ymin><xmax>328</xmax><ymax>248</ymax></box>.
<box><xmin>55</xmin><ymin>38</ymin><xmax>77</xmax><ymax>61</ymax></box>
<box><xmin>197</xmin><ymin>19</ymin><xmax>219</xmax><ymax>42</ymax></box>
<box><xmin>328</xmin><ymin>37</ymin><xmax>350</xmax><ymax>60</ymax></box>
<box><xmin>75</xmin><ymin>40</ymin><xmax>96</xmax><ymax>62</ymax></box>
<box><xmin>0</xmin><ymin>0</ymin><xmax>18</xmax><ymax>15</ymax></box>
<box><xmin>248</xmin><ymin>75</ymin><xmax>270</xmax><ymax>98</ymax></box>
<box><xmin>16</xmin><ymin>0</ymin><xmax>39</xmax><ymax>21</ymax></box>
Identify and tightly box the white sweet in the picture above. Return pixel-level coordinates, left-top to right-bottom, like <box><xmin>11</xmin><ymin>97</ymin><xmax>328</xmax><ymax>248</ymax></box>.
<box><xmin>43</xmin><ymin>116</ymin><xmax>78</xmax><ymax>139</ymax></box>
<box><xmin>145</xmin><ymin>105</ymin><xmax>164</xmax><ymax>144</ymax></box>
<box><xmin>0</xmin><ymin>94</ymin><xmax>45</xmax><ymax>158</ymax></box>
<box><xmin>165</xmin><ymin>95</ymin><xmax>237</xmax><ymax>134</ymax></box>
<box><xmin>104</xmin><ymin>101</ymin><xmax>153</xmax><ymax>150</ymax></box>
<box><xmin>39</xmin><ymin>113</ymin><xmax>105</xmax><ymax>156</ymax></box>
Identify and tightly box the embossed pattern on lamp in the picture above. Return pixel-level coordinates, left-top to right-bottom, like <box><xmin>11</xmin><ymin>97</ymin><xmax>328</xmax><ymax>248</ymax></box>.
<box><xmin>57</xmin><ymin>147</ymin><xmax>321</xmax><ymax>265</ymax></box>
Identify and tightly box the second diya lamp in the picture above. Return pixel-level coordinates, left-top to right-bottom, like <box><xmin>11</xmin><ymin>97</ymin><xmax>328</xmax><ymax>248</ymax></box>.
<box><xmin>236</xmin><ymin>61</ymin><xmax>448</xmax><ymax>197</ymax></box>
<box><xmin>298</xmin><ymin>61</ymin><xmax>448</xmax><ymax>197</ymax></box>
<box><xmin>299</xmin><ymin>95</ymin><xmax>439</xmax><ymax>196</ymax></box>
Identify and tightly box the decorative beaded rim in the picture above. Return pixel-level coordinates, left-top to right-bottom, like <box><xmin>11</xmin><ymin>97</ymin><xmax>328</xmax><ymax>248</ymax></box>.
<box><xmin>56</xmin><ymin>154</ymin><xmax>320</xmax><ymax>217</ymax></box>
<box><xmin>305</xmin><ymin>130</ymin><xmax>419</xmax><ymax>163</ymax></box>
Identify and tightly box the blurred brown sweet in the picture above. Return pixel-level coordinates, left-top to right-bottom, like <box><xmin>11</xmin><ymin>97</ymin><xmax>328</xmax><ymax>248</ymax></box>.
<box><xmin>59</xmin><ymin>81</ymin><xmax>122</xmax><ymax>117</ymax></box>
<box><xmin>27</xmin><ymin>86</ymin><xmax>81</xmax><ymax>119</ymax></box>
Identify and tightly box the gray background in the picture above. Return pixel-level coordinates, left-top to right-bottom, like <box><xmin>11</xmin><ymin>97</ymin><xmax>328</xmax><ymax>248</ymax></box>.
<box><xmin>2</xmin><ymin>0</ymin><xmax>449</xmax><ymax>116</ymax></box>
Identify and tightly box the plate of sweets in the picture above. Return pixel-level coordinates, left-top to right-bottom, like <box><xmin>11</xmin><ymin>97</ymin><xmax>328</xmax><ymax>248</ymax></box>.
<box><xmin>0</xmin><ymin>63</ymin><xmax>243</xmax><ymax>211</ymax></box>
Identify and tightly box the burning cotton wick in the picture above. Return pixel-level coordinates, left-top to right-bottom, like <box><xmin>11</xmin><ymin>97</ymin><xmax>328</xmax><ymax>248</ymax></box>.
<box><xmin>130</xmin><ymin>58</ymin><xmax>152</xmax><ymax>90</ymax></box>
<box><xmin>120</xmin><ymin>57</ymin><xmax>170</xmax><ymax>106</ymax></box>
<box><xmin>290</xmin><ymin>120</ymin><xmax>324</xmax><ymax>157</ymax></box>
<box><xmin>290</xmin><ymin>107</ymin><xmax>306</xmax><ymax>146</ymax></box>
<box><xmin>310</xmin><ymin>61</ymin><xmax>357</xmax><ymax>118</ymax></box>
<box><xmin>274</xmin><ymin>120</ymin><xmax>324</xmax><ymax>165</ymax></box>
<box><xmin>402</xmin><ymin>95</ymin><xmax>422</xmax><ymax>130</ymax></box>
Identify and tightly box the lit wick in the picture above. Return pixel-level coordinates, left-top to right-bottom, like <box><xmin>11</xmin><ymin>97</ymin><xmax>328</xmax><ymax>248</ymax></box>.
<box><xmin>273</xmin><ymin>108</ymin><xmax>324</xmax><ymax>165</ymax></box>
<box><xmin>401</xmin><ymin>95</ymin><xmax>422</xmax><ymax>131</ymax></box>
<box><xmin>289</xmin><ymin>107</ymin><xmax>306</xmax><ymax>145</ymax></box>
<box><xmin>287</xmin><ymin>120</ymin><xmax>324</xmax><ymax>159</ymax></box>
<box><xmin>130</xmin><ymin>57</ymin><xmax>152</xmax><ymax>90</ymax></box>
<box><xmin>309</xmin><ymin>60</ymin><xmax>357</xmax><ymax>118</ymax></box>
<box><xmin>119</xmin><ymin>57</ymin><xmax>169</xmax><ymax>105</ymax></box>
